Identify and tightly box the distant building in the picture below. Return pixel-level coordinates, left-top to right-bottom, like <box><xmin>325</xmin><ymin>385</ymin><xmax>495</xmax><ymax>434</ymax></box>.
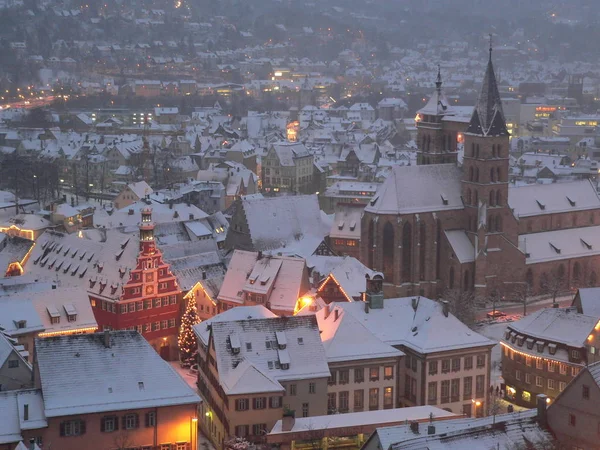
<box><xmin>262</xmin><ymin>142</ymin><xmax>315</xmax><ymax>194</ymax></box>
<box><xmin>113</xmin><ymin>181</ymin><xmax>153</xmax><ymax>210</ymax></box>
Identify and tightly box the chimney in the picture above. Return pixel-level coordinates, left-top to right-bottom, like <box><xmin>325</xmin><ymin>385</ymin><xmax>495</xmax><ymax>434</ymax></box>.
<box><xmin>442</xmin><ymin>300</ymin><xmax>449</xmax><ymax>317</ymax></box>
<box><xmin>536</xmin><ymin>394</ymin><xmax>548</xmax><ymax>428</ymax></box>
<box><xmin>257</xmin><ymin>251</ymin><xmax>263</xmax><ymax>260</ymax></box>
<box><xmin>29</xmin><ymin>438</ymin><xmax>36</xmax><ymax>450</ymax></box>
<box><xmin>104</xmin><ymin>330</ymin><xmax>111</xmax><ymax>349</ymax></box>
<box><xmin>427</xmin><ymin>424</ymin><xmax>435</xmax><ymax>435</ymax></box>
<box><xmin>364</xmin><ymin>301</ymin><xmax>369</xmax><ymax>314</ymax></box>
<box><xmin>334</xmin><ymin>308</ymin><xmax>339</xmax><ymax>321</ymax></box>
<box><xmin>189</xmin><ymin>213</ymin><xmax>194</xmax><ymax>220</ymax></box>
<box><xmin>411</xmin><ymin>297</ymin><xmax>418</xmax><ymax>311</ymax></box>
<box><xmin>282</xmin><ymin>411</ymin><xmax>295</xmax><ymax>432</ymax></box>
<box><xmin>23</xmin><ymin>403</ymin><xmax>29</xmax><ymax>421</ymax></box>
<box><xmin>409</xmin><ymin>421</ymin><xmax>419</xmax><ymax>434</ymax></box>
<box><xmin>128</xmin><ymin>209</ymin><xmax>134</xmax><ymax>215</ymax></box>
<box><xmin>202</xmin><ymin>270</ymin><xmax>207</xmax><ymax>280</ymax></box>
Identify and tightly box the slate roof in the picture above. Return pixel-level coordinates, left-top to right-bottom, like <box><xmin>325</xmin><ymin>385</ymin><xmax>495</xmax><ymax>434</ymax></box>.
<box><xmin>0</xmin><ymin>390</ymin><xmax>46</xmax><ymax>445</ymax></box>
<box><xmin>519</xmin><ymin>225</ymin><xmax>600</xmax><ymax>264</ymax></box>
<box><xmin>364</xmin><ymin>164</ymin><xmax>463</xmax><ymax>215</ymax></box>
<box><xmin>35</xmin><ymin>331</ymin><xmax>200</xmax><ymax>417</ymax></box>
<box><xmin>444</xmin><ymin>230</ymin><xmax>475</xmax><ymax>263</ymax></box>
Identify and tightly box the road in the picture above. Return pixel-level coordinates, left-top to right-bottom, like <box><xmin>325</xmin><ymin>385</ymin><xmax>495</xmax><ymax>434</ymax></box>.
<box><xmin>475</xmin><ymin>296</ymin><xmax>573</xmax><ymax>322</ymax></box>
<box><xmin>0</xmin><ymin>96</ymin><xmax>55</xmax><ymax>110</ymax></box>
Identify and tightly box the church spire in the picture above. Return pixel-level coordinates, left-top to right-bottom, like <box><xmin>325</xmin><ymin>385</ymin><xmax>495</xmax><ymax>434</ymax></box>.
<box><xmin>466</xmin><ymin>37</ymin><xmax>508</xmax><ymax>137</ymax></box>
<box><xmin>435</xmin><ymin>64</ymin><xmax>442</xmax><ymax>94</ymax></box>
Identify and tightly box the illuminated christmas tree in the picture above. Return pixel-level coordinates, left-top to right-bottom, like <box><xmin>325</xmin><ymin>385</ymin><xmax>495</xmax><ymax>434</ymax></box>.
<box><xmin>178</xmin><ymin>297</ymin><xmax>200</xmax><ymax>365</ymax></box>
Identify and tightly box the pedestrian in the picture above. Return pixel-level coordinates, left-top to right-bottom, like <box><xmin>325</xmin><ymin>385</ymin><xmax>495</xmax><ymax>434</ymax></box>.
<box><xmin>496</xmin><ymin>386</ymin><xmax>500</xmax><ymax>397</ymax></box>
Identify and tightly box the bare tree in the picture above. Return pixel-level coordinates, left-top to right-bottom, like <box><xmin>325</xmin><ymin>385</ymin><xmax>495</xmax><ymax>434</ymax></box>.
<box><xmin>540</xmin><ymin>266</ymin><xmax>566</xmax><ymax>307</ymax></box>
<box><xmin>443</xmin><ymin>289</ymin><xmax>476</xmax><ymax>326</ymax></box>
<box><xmin>113</xmin><ymin>431</ymin><xmax>134</xmax><ymax>450</ymax></box>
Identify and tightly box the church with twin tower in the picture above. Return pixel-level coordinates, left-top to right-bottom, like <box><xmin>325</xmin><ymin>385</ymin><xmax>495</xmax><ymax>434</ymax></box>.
<box><xmin>360</xmin><ymin>44</ymin><xmax>600</xmax><ymax>300</ymax></box>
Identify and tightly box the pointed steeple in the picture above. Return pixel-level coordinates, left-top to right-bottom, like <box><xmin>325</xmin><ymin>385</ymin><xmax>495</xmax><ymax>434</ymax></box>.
<box><xmin>467</xmin><ymin>36</ymin><xmax>508</xmax><ymax>136</ymax></box>
<box><xmin>435</xmin><ymin>64</ymin><xmax>442</xmax><ymax>94</ymax></box>
<box><xmin>417</xmin><ymin>65</ymin><xmax>452</xmax><ymax>116</ymax></box>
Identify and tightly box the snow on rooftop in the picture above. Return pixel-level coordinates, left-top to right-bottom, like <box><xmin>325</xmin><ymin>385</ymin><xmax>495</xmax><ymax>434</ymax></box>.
<box><xmin>35</xmin><ymin>331</ymin><xmax>200</xmax><ymax>417</ymax></box>
<box><xmin>339</xmin><ymin>297</ymin><xmax>493</xmax><ymax>353</ymax></box>
<box><xmin>444</xmin><ymin>230</ymin><xmax>475</xmax><ymax>263</ymax></box>
<box><xmin>509</xmin><ymin>180</ymin><xmax>600</xmax><ymax>218</ymax></box>
<box><xmin>365</xmin><ymin>164</ymin><xmax>463</xmax><ymax>215</ymax></box>
<box><xmin>519</xmin><ymin>225</ymin><xmax>600</xmax><ymax>264</ymax></box>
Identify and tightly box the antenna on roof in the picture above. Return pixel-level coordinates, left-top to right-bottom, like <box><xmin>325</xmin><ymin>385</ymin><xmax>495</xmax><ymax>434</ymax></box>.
<box><xmin>489</xmin><ymin>33</ymin><xmax>493</xmax><ymax>61</ymax></box>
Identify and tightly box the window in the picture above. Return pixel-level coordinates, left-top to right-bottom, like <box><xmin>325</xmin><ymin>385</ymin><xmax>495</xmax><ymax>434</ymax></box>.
<box><xmin>572</xmin><ymin>350</ymin><xmax>580</xmax><ymax>359</ymax></box>
<box><xmin>143</xmin><ymin>323</ymin><xmax>150</xmax><ymax>333</ymax></box>
<box><xmin>162</xmin><ymin>297</ymin><xmax>169</xmax><ymax>307</ymax></box>
<box><xmin>370</xmin><ymin>367</ymin><xmax>379</xmax><ymax>381</ymax></box>
<box><xmin>428</xmin><ymin>382</ymin><xmax>437</xmax><ymax>403</ymax></box>
<box><xmin>235</xmin><ymin>425</ymin><xmax>249</xmax><ymax>437</ymax></box>
<box><xmin>169</xmin><ymin>319</ymin><xmax>176</xmax><ymax>328</ymax></box>
<box><xmin>573</xmin><ymin>367</ymin><xmax>581</xmax><ymax>377</ymax></box>
<box><xmin>302</xmin><ymin>403</ymin><xmax>309</xmax><ymax>418</ymax></box>
<box><xmin>246</xmin><ymin>342</ymin><xmax>252</xmax><ymax>351</ymax></box>
<box><xmin>451</xmin><ymin>378</ymin><xmax>460</xmax><ymax>401</ymax></box>
<box><xmin>252</xmin><ymin>424</ymin><xmax>266</xmax><ymax>436</ymax></box>
<box><xmin>146</xmin><ymin>412</ymin><xmax>156</xmax><ymax>427</ymax></box>
<box><xmin>61</xmin><ymin>419</ymin><xmax>85</xmax><ymax>437</ymax></box>
<box><xmin>308</xmin><ymin>382</ymin><xmax>316</xmax><ymax>394</ymax></box>
<box><xmin>170</xmin><ymin>295</ymin><xmax>177</xmax><ymax>304</ymax></box>
<box><xmin>8</xmin><ymin>360</ymin><xmax>18</xmax><ymax>368</ymax></box>
<box><xmin>536</xmin><ymin>359</ymin><xmax>543</xmax><ymax>370</ymax></box>
<box><xmin>101</xmin><ymin>416</ymin><xmax>117</xmax><ymax>433</ymax></box>
<box><xmin>235</xmin><ymin>399</ymin><xmax>249</xmax><ymax>411</ymax></box>
<box><xmin>124</xmin><ymin>414</ymin><xmax>138</xmax><ymax>430</ymax></box>
<box><xmin>369</xmin><ymin>388</ymin><xmax>379</xmax><ymax>410</ymax></box>
<box><xmin>583</xmin><ymin>385</ymin><xmax>590</xmax><ymax>400</ymax></box>
<box><xmin>384</xmin><ymin>387</ymin><xmax>393</xmax><ymax>408</ymax></box>
<box><xmin>464</xmin><ymin>356</ymin><xmax>473</xmax><ymax>370</ymax></box>
<box><xmin>559</xmin><ymin>381</ymin><xmax>566</xmax><ymax>392</ymax></box>
<box><xmin>120</xmin><ymin>304</ymin><xmax>127</xmax><ymax>314</ymax></box>
<box><xmin>328</xmin><ymin>370</ymin><xmax>337</xmax><ymax>385</ymax></box>
<box><xmin>569</xmin><ymin>414</ymin><xmax>576</xmax><ymax>427</ymax></box>
<box><xmin>253</xmin><ymin>397</ymin><xmax>266</xmax><ymax>410</ymax></box>
<box><xmin>339</xmin><ymin>369</ymin><xmax>349</xmax><ymax>384</ymax></box>
<box><xmin>548</xmin><ymin>361</ymin><xmax>556</xmax><ymax>372</ymax></box>
<box><xmin>525</xmin><ymin>373</ymin><xmax>532</xmax><ymax>384</ymax></box>
<box><xmin>289</xmin><ymin>384</ymin><xmax>297</xmax><ymax>396</ymax></box>
<box><xmin>476</xmin><ymin>375</ymin><xmax>485</xmax><ymax>397</ymax></box>
<box><xmin>516</xmin><ymin>370</ymin><xmax>521</xmax><ymax>381</ymax></box>
<box><xmin>159</xmin><ymin>282</ymin><xmax>168</xmax><ymax>289</ymax></box>
<box><xmin>152</xmin><ymin>322</ymin><xmax>160</xmax><ymax>331</ymax></box>
<box><xmin>526</xmin><ymin>356</ymin><xmax>532</xmax><ymax>367</ymax></box>
<box><xmin>476</xmin><ymin>355</ymin><xmax>485</xmax><ymax>368</ymax></box>
<box><xmin>355</xmin><ymin>368</ymin><xmax>364</xmax><ymax>383</ymax></box>
<box><xmin>384</xmin><ymin>366</ymin><xmax>394</xmax><ymax>380</ymax></box>
<box><xmin>154</xmin><ymin>298</ymin><xmax>161</xmax><ymax>308</ymax></box>
<box><xmin>463</xmin><ymin>377</ymin><xmax>472</xmax><ymax>399</ymax></box>
<box><xmin>144</xmin><ymin>299</ymin><xmax>152</xmax><ymax>309</ymax></box>
<box><xmin>429</xmin><ymin>361</ymin><xmax>438</xmax><ymax>375</ymax></box>
<box><xmin>441</xmin><ymin>359</ymin><xmax>450</xmax><ymax>373</ymax></box>
<box><xmin>441</xmin><ymin>380</ymin><xmax>450</xmax><ymax>402</ymax></box>
<box><xmin>161</xmin><ymin>320</ymin><xmax>168</xmax><ymax>329</ymax></box>
<box><xmin>339</xmin><ymin>391</ymin><xmax>349</xmax><ymax>412</ymax></box>
<box><xmin>348</xmin><ymin>389</ymin><xmax>362</xmax><ymax>411</ymax></box>
<box><xmin>536</xmin><ymin>376</ymin><xmax>543</xmax><ymax>387</ymax></box>
<box><xmin>269</xmin><ymin>396</ymin><xmax>282</xmax><ymax>408</ymax></box>
<box><xmin>548</xmin><ymin>379</ymin><xmax>556</xmax><ymax>390</ymax></box>
<box><xmin>452</xmin><ymin>358</ymin><xmax>461</xmax><ymax>372</ymax></box>
<box><xmin>327</xmin><ymin>393</ymin><xmax>336</xmax><ymax>412</ymax></box>
<box><xmin>136</xmin><ymin>301</ymin><xmax>143</xmax><ymax>311</ymax></box>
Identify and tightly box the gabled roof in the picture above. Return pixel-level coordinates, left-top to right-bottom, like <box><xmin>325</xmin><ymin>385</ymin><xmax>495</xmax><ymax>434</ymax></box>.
<box><xmin>574</xmin><ymin>287</ymin><xmax>600</xmax><ymax>317</ymax></box>
<box><xmin>0</xmin><ymin>390</ymin><xmax>46</xmax><ymax>445</ymax></box>
<box><xmin>316</xmin><ymin>305</ymin><xmax>403</xmax><ymax>362</ymax></box>
<box><xmin>35</xmin><ymin>331</ymin><xmax>200</xmax><ymax>417</ymax></box>
<box><xmin>444</xmin><ymin>230</ymin><xmax>475</xmax><ymax>263</ymax></box>
<box><xmin>210</xmin><ymin>315</ymin><xmax>330</xmax><ymax>393</ymax></box>
<box><xmin>339</xmin><ymin>297</ymin><xmax>493</xmax><ymax>353</ymax></box>
<box><xmin>365</xmin><ymin>164</ymin><xmax>463</xmax><ymax>215</ymax></box>
<box><xmin>466</xmin><ymin>49</ymin><xmax>508</xmax><ymax>137</ymax></box>
<box><xmin>126</xmin><ymin>180</ymin><xmax>153</xmax><ymax>199</ymax></box>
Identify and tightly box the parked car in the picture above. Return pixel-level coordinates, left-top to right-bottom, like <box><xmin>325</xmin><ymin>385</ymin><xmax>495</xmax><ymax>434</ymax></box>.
<box><xmin>487</xmin><ymin>310</ymin><xmax>507</xmax><ymax>319</ymax></box>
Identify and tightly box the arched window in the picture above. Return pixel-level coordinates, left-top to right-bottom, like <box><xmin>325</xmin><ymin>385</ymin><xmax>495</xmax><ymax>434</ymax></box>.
<box><xmin>463</xmin><ymin>270</ymin><xmax>470</xmax><ymax>291</ymax></box>
<box><xmin>492</xmin><ymin>144</ymin><xmax>496</xmax><ymax>158</ymax></box>
<box><xmin>496</xmin><ymin>191</ymin><xmax>502</xmax><ymax>206</ymax></box>
<box><xmin>573</xmin><ymin>262</ymin><xmax>582</xmax><ymax>285</ymax></box>
<box><xmin>402</xmin><ymin>222</ymin><xmax>412</xmax><ymax>282</ymax></box>
<box><xmin>525</xmin><ymin>269</ymin><xmax>534</xmax><ymax>289</ymax></box>
<box><xmin>489</xmin><ymin>190</ymin><xmax>495</xmax><ymax>207</ymax></box>
<box><xmin>471</xmin><ymin>143</ymin><xmax>475</xmax><ymax>157</ymax></box>
<box><xmin>427</xmin><ymin>135</ymin><xmax>431</xmax><ymax>152</ymax></box>
<box><xmin>490</xmin><ymin>167</ymin><xmax>495</xmax><ymax>182</ymax></box>
<box><xmin>496</xmin><ymin>214</ymin><xmax>503</xmax><ymax>232</ymax></box>
<box><xmin>475</xmin><ymin>144</ymin><xmax>480</xmax><ymax>158</ymax></box>
<box><xmin>419</xmin><ymin>221</ymin><xmax>426</xmax><ymax>281</ymax></box>
<box><xmin>475</xmin><ymin>167</ymin><xmax>480</xmax><ymax>182</ymax></box>
<box><xmin>466</xmin><ymin>189</ymin><xmax>471</xmax><ymax>205</ymax></box>
<box><xmin>487</xmin><ymin>215</ymin><xmax>494</xmax><ymax>231</ymax></box>
<box><xmin>382</xmin><ymin>222</ymin><xmax>395</xmax><ymax>281</ymax></box>
<box><xmin>368</xmin><ymin>220</ymin><xmax>375</xmax><ymax>268</ymax></box>
<box><xmin>474</xmin><ymin>190</ymin><xmax>479</xmax><ymax>206</ymax></box>
<box><xmin>497</xmin><ymin>144</ymin><xmax>502</xmax><ymax>157</ymax></box>
<box><xmin>469</xmin><ymin>166</ymin><xmax>474</xmax><ymax>182</ymax></box>
<box><xmin>449</xmin><ymin>267</ymin><xmax>455</xmax><ymax>289</ymax></box>
<box><xmin>496</xmin><ymin>167</ymin><xmax>501</xmax><ymax>182</ymax></box>
<box><xmin>540</xmin><ymin>272</ymin><xmax>549</xmax><ymax>292</ymax></box>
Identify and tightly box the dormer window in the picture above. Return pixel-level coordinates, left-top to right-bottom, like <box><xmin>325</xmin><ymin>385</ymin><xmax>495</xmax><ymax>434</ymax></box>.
<box><xmin>64</xmin><ymin>304</ymin><xmax>77</xmax><ymax>322</ymax></box>
<box><xmin>537</xmin><ymin>342</ymin><xmax>545</xmax><ymax>353</ymax></box>
<box><xmin>549</xmin><ymin>343</ymin><xmax>557</xmax><ymax>355</ymax></box>
<box><xmin>15</xmin><ymin>320</ymin><xmax>26</xmax><ymax>329</ymax></box>
<box><xmin>281</xmin><ymin>363</ymin><xmax>289</xmax><ymax>370</ymax></box>
<box><xmin>517</xmin><ymin>336</ymin><xmax>524</xmax><ymax>347</ymax></box>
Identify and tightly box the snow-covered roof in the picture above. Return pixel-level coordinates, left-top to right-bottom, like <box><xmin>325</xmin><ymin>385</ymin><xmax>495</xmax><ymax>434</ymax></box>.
<box><xmin>35</xmin><ymin>331</ymin><xmax>200</xmax><ymax>417</ymax></box>
<box><xmin>519</xmin><ymin>225</ymin><xmax>600</xmax><ymax>264</ymax></box>
<box><xmin>509</xmin><ymin>180</ymin><xmax>600</xmax><ymax>218</ymax></box>
<box><xmin>316</xmin><ymin>304</ymin><xmax>403</xmax><ymax>363</ymax></box>
<box><xmin>240</xmin><ymin>195</ymin><xmax>329</xmax><ymax>252</ymax></box>
<box><xmin>270</xmin><ymin>142</ymin><xmax>310</xmax><ymax>166</ymax></box>
<box><xmin>0</xmin><ymin>389</ymin><xmax>46</xmax><ymax>444</ymax></box>
<box><xmin>339</xmin><ymin>297</ymin><xmax>493</xmax><ymax>353</ymax></box>
<box><xmin>365</xmin><ymin>164</ymin><xmax>463</xmax><ymax>215</ymax></box>
<box><xmin>506</xmin><ymin>307</ymin><xmax>596</xmax><ymax>349</ymax></box>
<box><xmin>209</xmin><ymin>315</ymin><xmax>330</xmax><ymax>394</ymax></box>
<box><xmin>0</xmin><ymin>214</ymin><xmax>51</xmax><ymax>231</ymax></box>
<box><xmin>575</xmin><ymin>287</ymin><xmax>600</xmax><ymax>317</ymax></box>
<box><xmin>270</xmin><ymin>405</ymin><xmax>455</xmax><ymax>435</ymax></box>
<box><xmin>126</xmin><ymin>180</ymin><xmax>153</xmax><ymax>199</ymax></box>
<box><xmin>96</xmin><ymin>201</ymin><xmax>207</xmax><ymax>229</ymax></box>
<box><xmin>324</xmin><ymin>256</ymin><xmax>381</xmax><ymax>300</ymax></box>
<box><xmin>444</xmin><ymin>230</ymin><xmax>475</xmax><ymax>263</ymax></box>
